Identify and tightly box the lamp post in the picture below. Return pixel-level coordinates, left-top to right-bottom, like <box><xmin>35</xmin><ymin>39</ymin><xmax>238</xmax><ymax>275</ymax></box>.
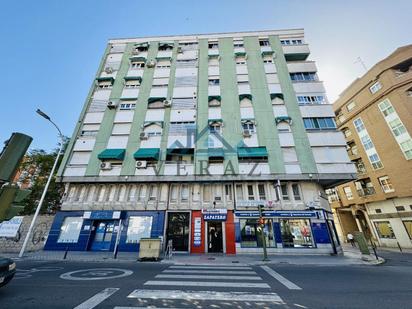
<box><xmin>18</xmin><ymin>109</ymin><xmax>64</xmax><ymax>258</ymax></box>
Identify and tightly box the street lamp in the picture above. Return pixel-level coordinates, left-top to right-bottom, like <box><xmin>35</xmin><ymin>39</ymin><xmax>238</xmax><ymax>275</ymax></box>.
<box><xmin>18</xmin><ymin>109</ymin><xmax>64</xmax><ymax>258</ymax></box>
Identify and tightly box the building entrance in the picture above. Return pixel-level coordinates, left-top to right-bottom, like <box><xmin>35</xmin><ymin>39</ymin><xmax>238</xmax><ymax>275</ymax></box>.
<box><xmin>207</xmin><ymin>221</ymin><xmax>223</xmax><ymax>253</ymax></box>
<box><xmin>90</xmin><ymin>220</ymin><xmax>115</xmax><ymax>251</ymax></box>
<box><xmin>166</xmin><ymin>212</ymin><xmax>190</xmax><ymax>252</ymax></box>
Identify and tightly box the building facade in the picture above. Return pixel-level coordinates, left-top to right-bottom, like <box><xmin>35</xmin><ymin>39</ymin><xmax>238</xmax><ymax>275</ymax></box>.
<box><xmin>44</xmin><ymin>29</ymin><xmax>355</xmax><ymax>255</ymax></box>
<box><xmin>330</xmin><ymin>45</ymin><xmax>412</xmax><ymax>249</ymax></box>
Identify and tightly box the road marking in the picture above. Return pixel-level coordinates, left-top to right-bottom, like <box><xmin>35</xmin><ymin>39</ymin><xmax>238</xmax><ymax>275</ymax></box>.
<box><xmin>144</xmin><ymin>280</ymin><xmax>270</xmax><ymax>288</ymax></box>
<box><xmin>163</xmin><ymin>269</ymin><xmax>257</xmax><ymax>275</ymax></box>
<box><xmin>169</xmin><ymin>265</ymin><xmax>252</xmax><ymax>270</ymax></box>
<box><xmin>128</xmin><ymin>289</ymin><xmax>283</xmax><ymax>302</ymax></box>
<box><xmin>60</xmin><ymin>268</ymin><xmax>133</xmax><ymax>281</ymax></box>
<box><xmin>114</xmin><ymin>307</ymin><xmax>185</xmax><ymax>309</ymax></box>
<box><xmin>155</xmin><ymin>274</ymin><xmax>262</xmax><ymax>280</ymax></box>
<box><xmin>74</xmin><ymin>288</ymin><xmax>119</xmax><ymax>309</ymax></box>
<box><xmin>261</xmin><ymin>265</ymin><xmax>302</xmax><ymax>290</ymax></box>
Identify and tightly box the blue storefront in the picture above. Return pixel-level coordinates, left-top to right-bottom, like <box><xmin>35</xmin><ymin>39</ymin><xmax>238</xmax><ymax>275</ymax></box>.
<box><xmin>44</xmin><ymin>210</ymin><xmax>165</xmax><ymax>252</ymax></box>
<box><xmin>234</xmin><ymin>209</ymin><xmax>340</xmax><ymax>254</ymax></box>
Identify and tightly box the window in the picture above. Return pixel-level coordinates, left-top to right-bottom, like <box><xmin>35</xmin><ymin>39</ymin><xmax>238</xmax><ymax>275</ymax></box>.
<box><xmin>280</xmin><ymin>39</ymin><xmax>303</xmax><ymax>45</ymax></box>
<box><xmin>170</xmin><ymin>185</ymin><xmax>178</xmax><ymax>202</ymax></box>
<box><xmin>344</xmin><ymin>129</ymin><xmax>352</xmax><ymax>138</ymax></box>
<box><xmin>125</xmin><ymin>80</ymin><xmax>140</xmax><ymax>89</ymax></box>
<box><xmin>400</xmin><ymin>139</ymin><xmax>412</xmax><ymax>160</ymax></box>
<box><xmin>209</xmin><ymin>57</ymin><xmax>219</xmax><ymax>66</ymax></box>
<box><xmin>126</xmin><ymin>216</ymin><xmax>153</xmax><ymax>243</ymax></box>
<box><xmin>148</xmin><ymin>185</ymin><xmax>157</xmax><ymax>200</ymax></box>
<box><xmin>240</xmin><ymin>219</ymin><xmax>276</xmax><ymax>248</ymax></box>
<box><xmin>292</xmin><ymin>184</ymin><xmax>301</xmax><ymax>200</ymax></box>
<box><xmin>258</xmin><ymin>184</ymin><xmax>266</xmax><ymax>200</ymax></box>
<box><xmin>208</xmin><ymin>42</ymin><xmax>218</xmax><ymax>49</ymax></box>
<box><xmin>203</xmin><ymin>184</ymin><xmax>211</xmax><ymax>202</ymax></box>
<box><xmin>343</xmin><ymin>186</ymin><xmax>353</xmax><ymax>200</ymax></box>
<box><xmin>214</xmin><ymin>185</ymin><xmax>222</xmax><ymax>201</ymax></box>
<box><xmin>280</xmin><ymin>219</ymin><xmax>313</xmax><ymax>248</ymax></box>
<box><xmin>119</xmin><ymin>102</ymin><xmax>136</xmax><ymax>110</ymax></box>
<box><xmin>290</xmin><ymin>72</ymin><xmax>317</xmax><ymax>81</ymax></box>
<box><xmin>378</xmin><ymin>176</ymin><xmax>394</xmax><ymax>193</ymax></box>
<box><xmin>369</xmin><ymin>153</ymin><xmax>383</xmax><ymax>169</ymax></box>
<box><xmin>237</xmin><ymin>74</ymin><xmax>249</xmax><ymax>84</ymax></box>
<box><xmin>259</xmin><ymin>39</ymin><xmax>270</xmax><ymax>46</ymax></box>
<box><xmin>97</xmin><ymin>81</ymin><xmax>112</xmax><ymax>89</ymax></box>
<box><xmin>388</xmin><ymin>118</ymin><xmax>407</xmax><ymax>137</ymax></box>
<box><xmin>236</xmin><ymin>184</ymin><xmax>244</xmax><ymax>200</ymax></box>
<box><xmin>57</xmin><ymin>217</ymin><xmax>83</xmax><ymax>243</ymax></box>
<box><xmin>346</xmin><ymin>101</ymin><xmax>356</xmax><ymax>112</ymax></box>
<box><xmin>209</xmin><ymin>124</ymin><xmax>221</xmax><ymax>134</ymax></box>
<box><xmin>225</xmin><ymin>184</ymin><xmax>233</xmax><ymax>201</ymax></box>
<box><xmin>181</xmin><ymin>185</ymin><xmax>189</xmax><ymax>201</ymax></box>
<box><xmin>353</xmin><ymin>118</ymin><xmax>365</xmax><ymax>132</ymax></box>
<box><xmin>156</xmin><ymin>60</ymin><xmax>171</xmax><ymax>68</ymax></box>
<box><xmin>262</xmin><ymin>55</ymin><xmax>273</xmax><ymax>64</ymax></box>
<box><xmin>281</xmin><ymin>184</ymin><xmax>289</xmax><ymax>200</ymax></box>
<box><xmin>297</xmin><ymin>95</ymin><xmax>325</xmax><ymax>105</ymax></box>
<box><xmin>303</xmin><ymin>118</ymin><xmax>336</xmax><ymax>130</ymax></box>
<box><xmin>233</xmin><ymin>41</ymin><xmax>244</xmax><ymax>48</ymax></box>
<box><xmin>361</xmin><ymin>135</ymin><xmax>374</xmax><ymax>150</ymax></box>
<box><xmin>236</xmin><ymin>56</ymin><xmax>247</xmax><ymax>65</ymax></box>
<box><xmin>403</xmin><ymin>221</ymin><xmax>412</xmax><ymax>239</ymax></box>
<box><xmin>374</xmin><ymin>221</ymin><xmax>395</xmax><ymax>239</ymax></box>
<box><xmin>208</xmin><ymin>78</ymin><xmax>220</xmax><ymax>85</ymax></box>
<box><xmin>395</xmin><ymin>206</ymin><xmax>405</xmax><ymax>211</ymax></box>
<box><xmin>131</xmin><ymin>61</ymin><xmax>145</xmax><ymax>69</ymax></box>
<box><xmin>247</xmin><ymin>185</ymin><xmax>255</xmax><ymax>200</ymax></box>
<box><xmin>138</xmin><ymin>185</ymin><xmax>146</xmax><ymax>201</ymax></box>
<box><xmin>369</xmin><ymin>81</ymin><xmax>382</xmax><ymax>94</ymax></box>
<box><xmin>378</xmin><ymin>99</ymin><xmax>395</xmax><ymax>117</ymax></box>
<box><xmin>375</xmin><ymin>209</ymin><xmax>382</xmax><ymax>214</ymax></box>
<box><xmin>242</xmin><ymin>122</ymin><xmax>256</xmax><ymax>134</ymax></box>
<box><xmin>128</xmin><ymin>185</ymin><xmax>137</xmax><ymax>202</ymax></box>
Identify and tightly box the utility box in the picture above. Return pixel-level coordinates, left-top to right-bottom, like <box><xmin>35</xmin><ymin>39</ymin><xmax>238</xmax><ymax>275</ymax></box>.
<box><xmin>138</xmin><ymin>238</ymin><xmax>162</xmax><ymax>261</ymax></box>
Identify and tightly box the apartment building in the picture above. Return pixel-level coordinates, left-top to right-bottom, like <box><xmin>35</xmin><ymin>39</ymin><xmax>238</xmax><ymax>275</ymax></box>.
<box><xmin>330</xmin><ymin>45</ymin><xmax>412</xmax><ymax>248</ymax></box>
<box><xmin>44</xmin><ymin>29</ymin><xmax>355</xmax><ymax>255</ymax></box>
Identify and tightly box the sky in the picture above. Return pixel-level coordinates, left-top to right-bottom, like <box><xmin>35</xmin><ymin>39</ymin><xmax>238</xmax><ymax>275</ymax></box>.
<box><xmin>0</xmin><ymin>0</ymin><xmax>411</xmax><ymax>152</ymax></box>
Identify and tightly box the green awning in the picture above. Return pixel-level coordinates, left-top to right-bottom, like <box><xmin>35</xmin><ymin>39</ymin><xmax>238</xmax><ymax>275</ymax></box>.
<box><xmin>167</xmin><ymin>148</ymin><xmax>194</xmax><ymax>155</ymax></box>
<box><xmin>239</xmin><ymin>94</ymin><xmax>252</xmax><ymax>101</ymax></box>
<box><xmin>133</xmin><ymin>148</ymin><xmax>160</xmax><ymax>160</ymax></box>
<box><xmin>159</xmin><ymin>42</ymin><xmax>174</xmax><ymax>48</ymax></box>
<box><xmin>237</xmin><ymin>147</ymin><xmax>268</xmax><ymax>158</ymax></box>
<box><xmin>156</xmin><ymin>56</ymin><xmax>172</xmax><ymax>60</ymax></box>
<box><xmin>208</xmin><ymin>95</ymin><xmax>221</xmax><ymax>102</ymax></box>
<box><xmin>135</xmin><ymin>42</ymin><xmax>149</xmax><ymax>48</ymax></box>
<box><xmin>235</xmin><ymin>52</ymin><xmax>247</xmax><ymax>57</ymax></box>
<box><xmin>208</xmin><ymin>148</ymin><xmax>225</xmax><ymax>159</ymax></box>
<box><xmin>275</xmin><ymin>116</ymin><xmax>292</xmax><ymax>124</ymax></box>
<box><xmin>148</xmin><ymin>97</ymin><xmax>166</xmax><ymax>104</ymax></box>
<box><xmin>130</xmin><ymin>56</ymin><xmax>146</xmax><ymax>62</ymax></box>
<box><xmin>143</xmin><ymin>121</ymin><xmax>164</xmax><ymax>128</ymax></box>
<box><xmin>98</xmin><ymin>149</ymin><xmax>125</xmax><ymax>160</ymax></box>
<box><xmin>208</xmin><ymin>119</ymin><xmax>223</xmax><ymax>124</ymax></box>
<box><xmin>124</xmin><ymin>76</ymin><xmax>142</xmax><ymax>82</ymax></box>
<box><xmin>262</xmin><ymin>51</ymin><xmax>274</xmax><ymax>56</ymax></box>
<box><xmin>96</xmin><ymin>77</ymin><xmax>114</xmax><ymax>83</ymax></box>
<box><xmin>270</xmin><ymin>93</ymin><xmax>284</xmax><ymax>100</ymax></box>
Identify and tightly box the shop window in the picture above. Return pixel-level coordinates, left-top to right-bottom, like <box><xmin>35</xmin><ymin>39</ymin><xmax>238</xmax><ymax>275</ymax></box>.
<box><xmin>240</xmin><ymin>219</ymin><xmax>276</xmax><ymax>248</ymax></box>
<box><xmin>280</xmin><ymin>219</ymin><xmax>313</xmax><ymax>248</ymax></box>
<box><xmin>170</xmin><ymin>185</ymin><xmax>178</xmax><ymax>202</ymax></box>
<box><xmin>292</xmin><ymin>184</ymin><xmax>301</xmax><ymax>201</ymax></box>
<box><xmin>148</xmin><ymin>185</ymin><xmax>157</xmax><ymax>201</ymax></box>
<box><xmin>403</xmin><ymin>221</ymin><xmax>412</xmax><ymax>239</ymax></box>
<box><xmin>57</xmin><ymin>217</ymin><xmax>83</xmax><ymax>243</ymax></box>
<box><xmin>247</xmin><ymin>185</ymin><xmax>255</xmax><ymax>200</ymax></box>
<box><xmin>203</xmin><ymin>184</ymin><xmax>211</xmax><ymax>202</ymax></box>
<box><xmin>236</xmin><ymin>184</ymin><xmax>244</xmax><ymax>200</ymax></box>
<box><xmin>281</xmin><ymin>184</ymin><xmax>289</xmax><ymax>200</ymax></box>
<box><xmin>225</xmin><ymin>184</ymin><xmax>233</xmax><ymax>201</ymax></box>
<box><xmin>374</xmin><ymin>221</ymin><xmax>395</xmax><ymax>239</ymax></box>
<box><xmin>126</xmin><ymin>216</ymin><xmax>153</xmax><ymax>243</ymax></box>
<box><xmin>258</xmin><ymin>184</ymin><xmax>266</xmax><ymax>200</ymax></box>
<box><xmin>181</xmin><ymin>184</ymin><xmax>189</xmax><ymax>201</ymax></box>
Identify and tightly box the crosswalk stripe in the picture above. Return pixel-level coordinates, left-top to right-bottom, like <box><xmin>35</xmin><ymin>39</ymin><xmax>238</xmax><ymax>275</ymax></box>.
<box><xmin>261</xmin><ymin>265</ymin><xmax>302</xmax><ymax>290</ymax></box>
<box><xmin>162</xmin><ymin>269</ymin><xmax>257</xmax><ymax>275</ymax></box>
<box><xmin>127</xmin><ymin>289</ymin><xmax>283</xmax><ymax>302</ymax></box>
<box><xmin>155</xmin><ymin>274</ymin><xmax>262</xmax><ymax>280</ymax></box>
<box><xmin>169</xmin><ymin>265</ymin><xmax>252</xmax><ymax>270</ymax></box>
<box><xmin>144</xmin><ymin>280</ymin><xmax>270</xmax><ymax>288</ymax></box>
<box><xmin>74</xmin><ymin>288</ymin><xmax>119</xmax><ymax>309</ymax></box>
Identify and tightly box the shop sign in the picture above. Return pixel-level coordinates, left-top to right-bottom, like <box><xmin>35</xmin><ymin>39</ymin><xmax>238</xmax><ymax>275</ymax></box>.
<box><xmin>0</xmin><ymin>216</ymin><xmax>24</xmax><ymax>238</ymax></box>
<box><xmin>235</xmin><ymin>211</ymin><xmax>317</xmax><ymax>218</ymax></box>
<box><xmin>193</xmin><ymin>218</ymin><xmax>202</xmax><ymax>247</ymax></box>
<box><xmin>202</xmin><ymin>209</ymin><xmax>227</xmax><ymax>221</ymax></box>
<box><xmin>84</xmin><ymin>211</ymin><xmax>121</xmax><ymax>220</ymax></box>
<box><xmin>236</xmin><ymin>200</ymin><xmax>280</xmax><ymax>209</ymax></box>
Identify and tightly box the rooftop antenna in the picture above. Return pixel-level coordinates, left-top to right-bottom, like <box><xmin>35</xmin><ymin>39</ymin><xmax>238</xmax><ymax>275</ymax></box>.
<box><xmin>354</xmin><ymin>57</ymin><xmax>368</xmax><ymax>72</ymax></box>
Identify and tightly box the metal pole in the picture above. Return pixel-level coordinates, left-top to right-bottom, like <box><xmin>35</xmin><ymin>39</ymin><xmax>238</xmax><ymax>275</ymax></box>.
<box><xmin>19</xmin><ymin>138</ymin><xmax>63</xmax><ymax>258</ymax></box>
<box><xmin>113</xmin><ymin>219</ymin><xmax>122</xmax><ymax>259</ymax></box>
<box><xmin>258</xmin><ymin>205</ymin><xmax>269</xmax><ymax>261</ymax></box>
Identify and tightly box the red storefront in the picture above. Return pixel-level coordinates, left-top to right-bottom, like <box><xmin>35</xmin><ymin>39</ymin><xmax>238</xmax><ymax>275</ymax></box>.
<box><xmin>190</xmin><ymin>209</ymin><xmax>236</xmax><ymax>254</ymax></box>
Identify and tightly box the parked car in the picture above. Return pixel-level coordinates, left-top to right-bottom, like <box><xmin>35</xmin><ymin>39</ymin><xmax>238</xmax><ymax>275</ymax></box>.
<box><xmin>0</xmin><ymin>257</ymin><xmax>16</xmax><ymax>287</ymax></box>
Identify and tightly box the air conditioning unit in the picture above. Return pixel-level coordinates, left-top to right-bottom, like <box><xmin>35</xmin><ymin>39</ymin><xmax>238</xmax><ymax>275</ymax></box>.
<box><xmin>104</xmin><ymin>66</ymin><xmax>114</xmax><ymax>74</ymax></box>
<box><xmin>147</xmin><ymin>60</ymin><xmax>156</xmax><ymax>68</ymax></box>
<box><xmin>100</xmin><ymin>162</ymin><xmax>112</xmax><ymax>170</ymax></box>
<box><xmin>132</xmin><ymin>49</ymin><xmax>140</xmax><ymax>55</ymax></box>
<box><xmin>243</xmin><ymin>130</ymin><xmax>251</xmax><ymax>137</ymax></box>
<box><xmin>136</xmin><ymin>160</ymin><xmax>147</xmax><ymax>169</ymax></box>
<box><xmin>107</xmin><ymin>101</ymin><xmax>117</xmax><ymax>109</ymax></box>
<box><xmin>139</xmin><ymin>132</ymin><xmax>148</xmax><ymax>140</ymax></box>
<box><xmin>163</xmin><ymin>99</ymin><xmax>172</xmax><ymax>107</ymax></box>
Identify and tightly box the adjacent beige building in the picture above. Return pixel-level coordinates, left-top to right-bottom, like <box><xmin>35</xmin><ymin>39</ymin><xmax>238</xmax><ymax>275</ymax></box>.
<box><xmin>329</xmin><ymin>45</ymin><xmax>412</xmax><ymax>249</ymax></box>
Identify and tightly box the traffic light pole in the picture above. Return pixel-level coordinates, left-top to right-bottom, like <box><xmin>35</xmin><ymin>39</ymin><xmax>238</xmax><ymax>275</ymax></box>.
<box><xmin>258</xmin><ymin>205</ymin><xmax>269</xmax><ymax>261</ymax></box>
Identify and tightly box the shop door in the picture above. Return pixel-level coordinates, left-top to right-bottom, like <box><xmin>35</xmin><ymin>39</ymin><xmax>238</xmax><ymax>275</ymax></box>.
<box><xmin>90</xmin><ymin>221</ymin><xmax>115</xmax><ymax>251</ymax></box>
<box><xmin>207</xmin><ymin>221</ymin><xmax>223</xmax><ymax>253</ymax></box>
<box><xmin>166</xmin><ymin>212</ymin><xmax>190</xmax><ymax>252</ymax></box>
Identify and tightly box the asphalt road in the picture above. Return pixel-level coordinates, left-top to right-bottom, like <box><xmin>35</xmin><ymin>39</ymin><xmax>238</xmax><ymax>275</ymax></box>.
<box><xmin>1</xmin><ymin>251</ymin><xmax>412</xmax><ymax>309</ymax></box>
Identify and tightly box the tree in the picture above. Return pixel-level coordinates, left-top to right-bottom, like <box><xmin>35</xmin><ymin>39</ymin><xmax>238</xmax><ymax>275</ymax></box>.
<box><xmin>20</xmin><ymin>139</ymin><xmax>68</xmax><ymax>215</ymax></box>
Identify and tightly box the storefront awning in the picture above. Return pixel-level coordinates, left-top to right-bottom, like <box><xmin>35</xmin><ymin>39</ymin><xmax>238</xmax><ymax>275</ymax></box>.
<box><xmin>208</xmin><ymin>148</ymin><xmax>225</xmax><ymax>159</ymax></box>
<box><xmin>148</xmin><ymin>97</ymin><xmax>166</xmax><ymax>104</ymax></box>
<box><xmin>208</xmin><ymin>95</ymin><xmax>221</xmax><ymax>102</ymax></box>
<box><xmin>98</xmin><ymin>149</ymin><xmax>125</xmax><ymax>160</ymax></box>
<box><xmin>237</xmin><ymin>147</ymin><xmax>268</xmax><ymax>158</ymax></box>
<box><xmin>239</xmin><ymin>94</ymin><xmax>252</xmax><ymax>101</ymax></box>
<box><xmin>167</xmin><ymin>148</ymin><xmax>194</xmax><ymax>155</ymax></box>
<box><xmin>133</xmin><ymin>148</ymin><xmax>160</xmax><ymax>160</ymax></box>
<box><xmin>270</xmin><ymin>93</ymin><xmax>284</xmax><ymax>100</ymax></box>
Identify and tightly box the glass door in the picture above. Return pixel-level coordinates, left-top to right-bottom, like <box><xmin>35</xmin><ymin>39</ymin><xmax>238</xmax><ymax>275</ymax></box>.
<box><xmin>90</xmin><ymin>221</ymin><xmax>115</xmax><ymax>251</ymax></box>
<box><xmin>166</xmin><ymin>212</ymin><xmax>190</xmax><ymax>252</ymax></box>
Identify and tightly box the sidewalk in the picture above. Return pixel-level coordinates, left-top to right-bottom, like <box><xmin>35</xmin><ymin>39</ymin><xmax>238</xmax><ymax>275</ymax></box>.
<box><xmin>3</xmin><ymin>245</ymin><xmax>384</xmax><ymax>266</ymax></box>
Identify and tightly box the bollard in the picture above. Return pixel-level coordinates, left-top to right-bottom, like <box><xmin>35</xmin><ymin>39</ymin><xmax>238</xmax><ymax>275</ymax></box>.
<box><xmin>63</xmin><ymin>246</ymin><xmax>69</xmax><ymax>260</ymax></box>
<box><xmin>397</xmin><ymin>242</ymin><xmax>403</xmax><ymax>253</ymax></box>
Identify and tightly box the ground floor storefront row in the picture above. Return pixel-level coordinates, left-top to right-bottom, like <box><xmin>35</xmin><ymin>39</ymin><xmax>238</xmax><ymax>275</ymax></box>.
<box><xmin>44</xmin><ymin>209</ymin><xmax>341</xmax><ymax>255</ymax></box>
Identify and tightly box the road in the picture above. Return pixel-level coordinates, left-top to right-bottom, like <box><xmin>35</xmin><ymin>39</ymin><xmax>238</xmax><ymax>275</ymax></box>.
<box><xmin>1</xmin><ymin>251</ymin><xmax>411</xmax><ymax>309</ymax></box>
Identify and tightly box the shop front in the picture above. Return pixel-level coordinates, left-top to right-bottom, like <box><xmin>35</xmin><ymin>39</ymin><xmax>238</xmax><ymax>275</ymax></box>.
<box><xmin>190</xmin><ymin>209</ymin><xmax>236</xmax><ymax>254</ymax></box>
<box><xmin>234</xmin><ymin>210</ymin><xmax>340</xmax><ymax>254</ymax></box>
<box><xmin>44</xmin><ymin>210</ymin><xmax>165</xmax><ymax>252</ymax></box>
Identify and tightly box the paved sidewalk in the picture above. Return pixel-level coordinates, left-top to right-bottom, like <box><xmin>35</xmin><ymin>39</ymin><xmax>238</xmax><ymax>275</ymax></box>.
<box><xmin>2</xmin><ymin>245</ymin><xmax>384</xmax><ymax>266</ymax></box>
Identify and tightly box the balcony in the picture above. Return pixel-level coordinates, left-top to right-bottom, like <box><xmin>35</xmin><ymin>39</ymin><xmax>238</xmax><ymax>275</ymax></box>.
<box><xmin>282</xmin><ymin>44</ymin><xmax>310</xmax><ymax>61</ymax></box>
<box><xmin>357</xmin><ymin>187</ymin><xmax>376</xmax><ymax>197</ymax></box>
